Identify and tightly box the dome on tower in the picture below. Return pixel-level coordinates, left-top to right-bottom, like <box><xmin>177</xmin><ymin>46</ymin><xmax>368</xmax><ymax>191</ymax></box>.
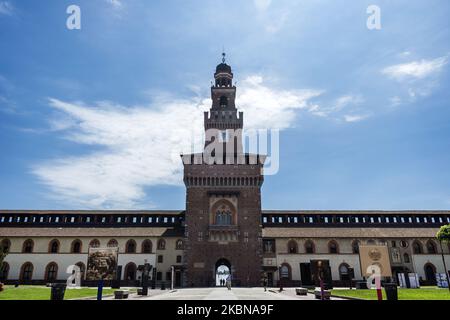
<box><xmin>216</xmin><ymin>62</ymin><xmax>232</xmax><ymax>74</ymax></box>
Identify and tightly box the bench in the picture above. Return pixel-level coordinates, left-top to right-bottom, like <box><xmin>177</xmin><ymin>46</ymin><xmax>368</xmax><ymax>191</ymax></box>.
<box><xmin>114</xmin><ymin>290</ymin><xmax>130</xmax><ymax>299</ymax></box>
<box><xmin>295</xmin><ymin>288</ymin><xmax>308</xmax><ymax>296</ymax></box>
<box><xmin>314</xmin><ymin>289</ymin><xmax>331</xmax><ymax>300</ymax></box>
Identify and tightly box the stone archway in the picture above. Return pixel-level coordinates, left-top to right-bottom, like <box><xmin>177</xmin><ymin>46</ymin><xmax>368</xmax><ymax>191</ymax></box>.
<box><xmin>215</xmin><ymin>258</ymin><xmax>231</xmax><ymax>286</ymax></box>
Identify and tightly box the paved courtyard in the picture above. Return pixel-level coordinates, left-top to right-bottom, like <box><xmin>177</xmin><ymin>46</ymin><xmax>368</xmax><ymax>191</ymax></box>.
<box><xmin>105</xmin><ymin>287</ymin><xmax>345</xmax><ymax>300</ymax></box>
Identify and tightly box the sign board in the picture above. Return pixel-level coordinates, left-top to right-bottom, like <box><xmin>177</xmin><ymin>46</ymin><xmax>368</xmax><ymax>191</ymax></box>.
<box><xmin>398</xmin><ymin>273</ymin><xmax>406</xmax><ymax>288</ymax></box>
<box><xmin>310</xmin><ymin>260</ymin><xmax>333</xmax><ymax>289</ymax></box>
<box><xmin>408</xmin><ymin>273</ymin><xmax>420</xmax><ymax>288</ymax></box>
<box><xmin>86</xmin><ymin>247</ymin><xmax>119</xmax><ymax>281</ymax></box>
<box><xmin>359</xmin><ymin>245</ymin><xmax>392</xmax><ymax>277</ymax></box>
<box><xmin>436</xmin><ymin>273</ymin><xmax>449</xmax><ymax>288</ymax></box>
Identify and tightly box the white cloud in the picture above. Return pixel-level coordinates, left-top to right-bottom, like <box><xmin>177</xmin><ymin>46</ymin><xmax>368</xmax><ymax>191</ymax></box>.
<box><xmin>382</xmin><ymin>56</ymin><xmax>448</xmax><ymax>81</ymax></box>
<box><xmin>333</xmin><ymin>95</ymin><xmax>364</xmax><ymax>111</ymax></box>
<box><xmin>0</xmin><ymin>1</ymin><xmax>13</xmax><ymax>15</ymax></box>
<box><xmin>105</xmin><ymin>0</ymin><xmax>122</xmax><ymax>9</ymax></box>
<box><xmin>254</xmin><ymin>0</ymin><xmax>272</xmax><ymax>11</ymax></box>
<box><xmin>343</xmin><ymin>114</ymin><xmax>368</xmax><ymax>123</ymax></box>
<box><xmin>33</xmin><ymin>76</ymin><xmax>323</xmax><ymax>209</ymax></box>
<box><xmin>307</xmin><ymin>94</ymin><xmax>368</xmax><ymax>122</ymax></box>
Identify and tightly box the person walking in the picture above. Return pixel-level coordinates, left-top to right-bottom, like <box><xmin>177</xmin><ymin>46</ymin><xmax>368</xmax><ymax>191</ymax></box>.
<box><xmin>262</xmin><ymin>273</ymin><xmax>268</xmax><ymax>292</ymax></box>
<box><xmin>226</xmin><ymin>274</ymin><xmax>232</xmax><ymax>290</ymax></box>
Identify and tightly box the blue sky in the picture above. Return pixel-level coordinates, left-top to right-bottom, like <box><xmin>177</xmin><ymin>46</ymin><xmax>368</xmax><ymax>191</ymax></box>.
<box><xmin>0</xmin><ymin>0</ymin><xmax>449</xmax><ymax>210</ymax></box>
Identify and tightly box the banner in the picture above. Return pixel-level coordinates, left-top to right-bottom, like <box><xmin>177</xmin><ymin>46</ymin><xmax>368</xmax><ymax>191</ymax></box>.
<box><xmin>359</xmin><ymin>245</ymin><xmax>392</xmax><ymax>277</ymax></box>
<box><xmin>86</xmin><ymin>247</ymin><xmax>119</xmax><ymax>281</ymax></box>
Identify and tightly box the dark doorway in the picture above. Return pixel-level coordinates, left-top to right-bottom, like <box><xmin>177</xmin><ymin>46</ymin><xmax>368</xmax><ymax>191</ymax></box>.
<box><xmin>424</xmin><ymin>264</ymin><xmax>436</xmax><ymax>284</ymax></box>
<box><xmin>300</xmin><ymin>263</ymin><xmax>313</xmax><ymax>286</ymax></box>
<box><xmin>267</xmin><ymin>272</ymin><xmax>273</xmax><ymax>287</ymax></box>
<box><xmin>175</xmin><ymin>271</ymin><xmax>182</xmax><ymax>287</ymax></box>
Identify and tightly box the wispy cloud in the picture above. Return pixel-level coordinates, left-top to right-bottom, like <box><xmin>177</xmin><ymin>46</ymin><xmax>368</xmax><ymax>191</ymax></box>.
<box><xmin>382</xmin><ymin>56</ymin><xmax>448</xmax><ymax>81</ymax></box>
<box><xmin>254</xmin><ymin>0</ymin><xmax>272</xmax><ymax>11</ymax></box>
<box><xmin>382</xmin><ymin>55</ymin><xmax>448</xmax><ymax>101</ymax></box>
<box><xmin>0</xmin><ymin>1</ymin><xmax>13</xmax><ymax>15</ymax></box>
<box><xmin>308</xmin><ymin>94</ymin><xmax>368</xmax><ymax>122</ymax></box>
<box><xmin>32</xmin><ymin>76</ymin><xmax>323</xmax><ymax>209</ymax></box>
<box><xmin>343</xmin><ymin>114</ymin><xmax>369</xmax><ymax>123</ymax></box>
<box><xmin>105</xmin><ymin>0</ymin><xmax>123</xmax><ymax>9</ymax></box>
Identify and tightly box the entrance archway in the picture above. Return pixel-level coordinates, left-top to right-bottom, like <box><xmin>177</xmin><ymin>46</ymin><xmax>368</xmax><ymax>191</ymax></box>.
<box><xmin>215</xmin><ymin>258</ymin><xmax>231</xmax><ymax>286</ymax></box>
<box><xmin>424</xmin><ymin>263</ymin><xmax>436</xmax><ymax>284</ymax></box>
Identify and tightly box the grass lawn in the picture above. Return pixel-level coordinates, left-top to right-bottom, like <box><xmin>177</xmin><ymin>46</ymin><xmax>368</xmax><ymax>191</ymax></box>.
<box><xmin>331</xmin><ymin>287</ymin><xmax>450</xmax><ymax>300</ymax></box>
<box><xmin>0</xmin><ymin>285</ymin><xmax>118</xmax><ymax>300</ymax></box>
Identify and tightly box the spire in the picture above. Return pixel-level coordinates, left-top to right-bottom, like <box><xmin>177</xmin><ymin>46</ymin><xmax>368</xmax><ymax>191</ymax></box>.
<box><xmin>222</xmin><ymin>51</ymin><xmax>226</xmax><ymax>64</ymax></box>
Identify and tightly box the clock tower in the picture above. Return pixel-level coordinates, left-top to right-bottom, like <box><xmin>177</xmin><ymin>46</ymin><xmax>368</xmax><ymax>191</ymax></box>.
<box><xmin>182</xmin><ymin>54</ymin><xmax>265</xmax><ymax>287</ymax></box>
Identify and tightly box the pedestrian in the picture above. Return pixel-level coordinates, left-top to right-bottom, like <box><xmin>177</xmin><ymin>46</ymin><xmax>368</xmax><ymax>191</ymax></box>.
<box><xmin>262</xmin><ymin>273</ymin><xmax>268</xmax><ymax>292</ymax></box>
<box><xmin>226</xmin><ymin>274</ymin><xmax>232</xmax><ymax>290</ymax></box>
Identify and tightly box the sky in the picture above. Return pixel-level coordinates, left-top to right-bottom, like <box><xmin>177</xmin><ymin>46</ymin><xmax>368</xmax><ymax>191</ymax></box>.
<box><xmin>0</xmin><ymin>0</ymin><xmax>449</xmax><ymax>211</ymax></box>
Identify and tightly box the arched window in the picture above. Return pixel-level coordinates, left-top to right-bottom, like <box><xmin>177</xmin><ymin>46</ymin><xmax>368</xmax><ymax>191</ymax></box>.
<box><xmin>1</xmin><ymin>239</ymin><xmax>11</xmax><ymax>253</ymax></box>
<box><xmin>125</xmin><ymin>240</ymin><xmax>136</xmax><ymax>253</ymax></box>
<box><xmin>351</xmin><ymin>240</ymin><xmax>360</xmax><ymax>254</ymax></box>
<box><xmin>89</xmin><ymin>239</ymin><xmax>100</xmax><ymax>248</ymax></box>
<box><xmin>426</xmin><ymin>240</ymin><xmax>437</xmax><ymax>254</ymax></box>
<box><xmin>175</xmin><ymin>239</ymin><xmax>184</xmax><ymax>250</ymax></box>
<box><xmin>45</xmin><ymin>262</ymin><xmax>58</xmax><ymax>282</ymax></box>
<box><xmin>71</xmin><ymin>239</ymin><xmax>82</xmax><ymax>253</ymax></box>
<box><xmin>212</xmin><ymin>201</ymin><xmax>236</xmax><ymax>226</ymax></box>
<box><xmin>142</xmin><ymin>240</ymin><xmax>152</xmax><ymax>253</ymax></box>
<box><xmin>338</xmin><ymin>263</ymin><xmax>350</xmax><ymax>280</ymax></box>
<box><xmin>49</xmin><ymin>239</ymin><xmax>60</xmax><ymax>253</ymax></box>
<box><xmin>124</xmin><ymin>263</ymin><xmax>137</xmax><ymax>281</ymax></box>
<box><xmin>287</xmin><ymin>240</ymin><xmax>298</xmax><ymax>254</ymax></box>
<box><xmin>304</xmin><ymin>240</ymin><xmax>315</xmax><ymax>254</ymax></box>
<box><xmin>157</xmin><ymin>239</ymin><xmax>166</xmax><ymax>250</ymax></box>
<box><xmin>403</xmin><ymin>253</ymin><xmax>411</xmax><ymax>263</ymax></box>
<box><xmin>328</xmin><ymin>240</ymin><xmax>339</xmax><ymax>254</ymax></box>
<box><xmin>22</xmin><ymin>239</ymin><xmax>34</xmax><ymax>253</ymax></box>
<box><xmin>412</xmin><ymin>240</ymin><xmax>423</xmax><ymax>254</ymax></box>
<box><xmin>20</xmin><ymin>262</ymin><xmax>33</xmax><ymax>281</ymax></box>
<box><xmin>366</xmin><ymin>239</ymin><xmax>376</xmax><ymax>245</ymax></box>
<box><xmin>107</xmin><ymin>239</ymin><xmax>118</xmax><ymax>248</ymax></box>
<box><xmin>280</xmin><ymin>263</ymin><xmax>291</xmax><ymax>280</ymax></box>
<box><xmin>0</xmin><ymin>261</ymin><xmax>9</xmax><ymax>281</ymax></box>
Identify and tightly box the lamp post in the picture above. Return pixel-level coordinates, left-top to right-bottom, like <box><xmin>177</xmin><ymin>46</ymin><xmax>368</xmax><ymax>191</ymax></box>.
<box><xmin>171</xmin><ymin>266</ymin><xmax>175</xmax><ymax>290</ymax></box>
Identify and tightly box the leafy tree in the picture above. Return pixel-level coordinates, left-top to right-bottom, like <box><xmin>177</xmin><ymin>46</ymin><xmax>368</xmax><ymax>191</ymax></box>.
<box><xmin>436</xmin><ymin>224</ymin><xmax>450</xmax><ymax>292</ymax></box>
<box><xmin>436</xmin><ymin>224</ymin><xmax>450</xmax><ymax>243</ymax></box>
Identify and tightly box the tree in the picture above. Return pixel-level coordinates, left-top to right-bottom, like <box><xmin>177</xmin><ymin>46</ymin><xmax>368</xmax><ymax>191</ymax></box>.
<box><xmin>436</xmin><ymin>224</ymin><xmax>450</xmax><ymax>292</ymax></box>
<box><xmin>0</xmin><ymin>243</ymin><xmax>7</xmax><ymax>289</ymax></box>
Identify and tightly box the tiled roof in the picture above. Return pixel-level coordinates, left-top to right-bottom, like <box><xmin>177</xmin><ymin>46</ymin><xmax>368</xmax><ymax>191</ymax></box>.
<box><xmin>262</xmin><ymin>227</ymin><xmax>439</xmax><ymax>238</ymax></box>
<box><xmin>0</xmin><ymin>227</ymin><xmax>184</xmax><ymax>237</ymax></box>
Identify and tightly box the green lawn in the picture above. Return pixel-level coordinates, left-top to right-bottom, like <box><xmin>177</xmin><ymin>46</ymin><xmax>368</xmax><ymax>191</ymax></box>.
<box><xmin>331</xmin><ymin>287</ymin><xmax>450</xmax><ymax>300</ymax></box>
<box><xmin>0</xmin><ymin>285</ymin><xmax>118</xmax><ymax>300</ymax></box>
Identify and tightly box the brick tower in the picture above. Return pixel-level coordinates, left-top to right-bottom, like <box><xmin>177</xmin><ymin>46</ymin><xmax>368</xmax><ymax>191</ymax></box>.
<box><xmin>182</xmin><ymin>53</ymin><xmax>265</xmax><ymax>287</ymax></box>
